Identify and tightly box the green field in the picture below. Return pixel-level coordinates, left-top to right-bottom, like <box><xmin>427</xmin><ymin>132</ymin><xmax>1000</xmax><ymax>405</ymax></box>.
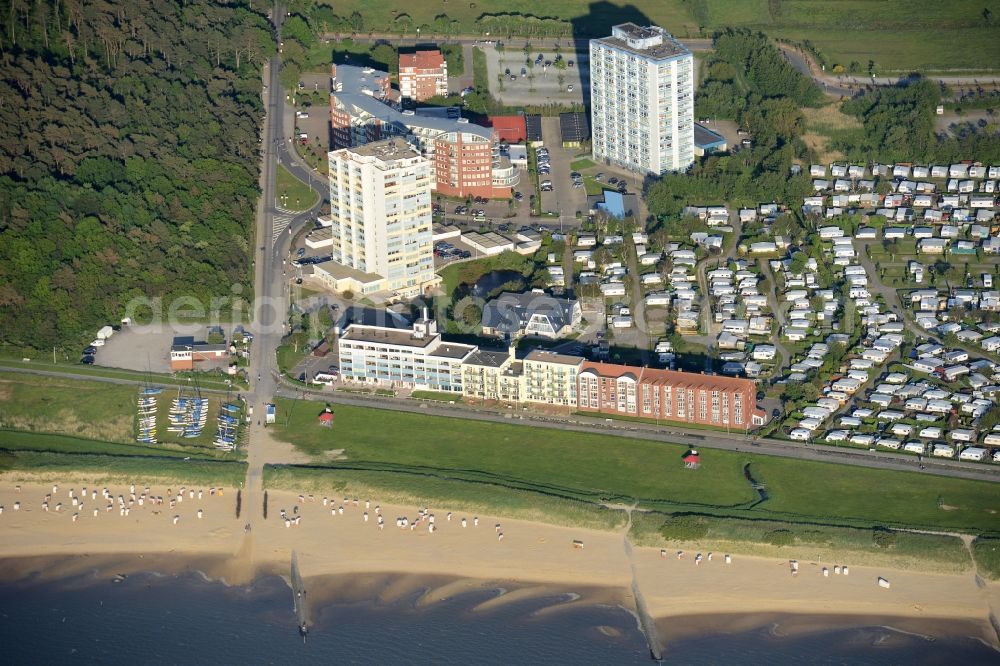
<box><xmin>0</xmin><ymin>373</ymin><xmax>244</xmax><ymax>458</ymax></box>
<box><xmin>324</xmin><ymin>0</ymin><xmax>1000</xmax><ymax>72</ymax></box>
<box><xmin>276</xmin><ymin>164</ymin><xmax>319</xmax><ymax>212</ymax></box>
<box><xmin>269</xmin><ymin>399</ymin><xmax>1000</xmax><ymax>536</ymax></box>
<box><xmin>0</xmin><ymin>372</ymin><xmax>136</xmax><ymax>443</ymax></box>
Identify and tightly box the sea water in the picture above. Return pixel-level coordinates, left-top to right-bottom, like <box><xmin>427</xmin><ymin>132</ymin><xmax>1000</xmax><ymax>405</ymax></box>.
<box><xmin>0</xmin><ymin>572</ymin><xmax>996</xmax><ymax>665</ymax></box>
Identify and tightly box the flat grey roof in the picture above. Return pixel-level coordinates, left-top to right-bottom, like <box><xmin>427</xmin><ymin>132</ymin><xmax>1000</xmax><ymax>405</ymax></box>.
<box><xmin>349</xmin><ymin>137</ymin><xmax>421</xmax><ymax>159</ymax></box>
<box><xmin>429</xmin><ymin>343</ymin><xmax>477</xmax><ymax>359</ymax></box>
<box><xmin>465</xmin><ymin>349</ymin><xmax>510</xmax><ymax>368</ymax></box>
<box><xmin>333</xmin><ymin>65</ymin><xmax>492</xmax><ymax>140</ymax></box>
<box><xmin>524</xmin><ymin>349</ymin><xmax>584</xmax><ymax>366</ymax></box>
<box><xmin>341</xmin><ymin>324</ymin><xmax>436</xmax><ymax>348</ymax></box>
<box><xmin>594</xmin><ymin>24</ymin><xmax>689</xmax><ymax>61</ymax></box>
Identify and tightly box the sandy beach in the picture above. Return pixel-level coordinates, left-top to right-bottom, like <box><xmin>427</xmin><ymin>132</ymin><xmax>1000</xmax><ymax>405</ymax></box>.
<box><xmin>1</xmin><ymin>477</ymin><xmax>997</xmax><ymax>648</ymax></box>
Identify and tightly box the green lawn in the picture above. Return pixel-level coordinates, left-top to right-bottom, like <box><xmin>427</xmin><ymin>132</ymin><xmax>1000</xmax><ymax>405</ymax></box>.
<box><xmin>410</xmin><ymin>390</ymin><xmax>464</xmax><ymax>403</ymax></box>
<box><xmin>0</xmin><ymin>372</ymin><xmax>135</xmax><ymax>443</ymax></box>
<box><xmin>268</xmin><ymin>399</ymin><xmax>1000</xmax><ymax>537</ymax></box>
<box><xmin>570</xmin><ymin>158</ymin><xmax>597</xmax><ymax>171</ymax></box>
<box><xmin>328</xmin><ymin>0</ymin><xmax>999</xmax><ymax>72</ymax></box>
<box><xmin>472</xmin><ymin>46</ymin><xmax>488</xmax><ymax>91</ymax></box>
<box><xmin>752</xmin><ymin>456</ymin><xmax>1000</xmax><ymax>534</ymax></box>
<box><xmin>276</xmin><ymin>164</ymin><xmax>319</xmax><ymax>212</ymax></box>
<box><xmin>270</xmin><ymin>400</ymin><xmax>756</xmax><ymax>508</ymax></box>
<box><xmin>436</xmin><ymin>250</ymin><xmax>537</xmax><ymax>297</ymax></box>
<box><xmin>0</xmin><ymin>430</ymin><xmax>226</xmax><ymax>461</ymax></box>
<box><xmin>0</xmin><ymin>356</ymin><xmax>243</xmax><ymax>391</ymax></box>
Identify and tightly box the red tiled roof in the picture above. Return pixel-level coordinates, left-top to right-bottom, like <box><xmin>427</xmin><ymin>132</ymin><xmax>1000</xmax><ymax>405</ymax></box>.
<box><xmin>399</xmin><ymin>50</ymin><xmax>445</xmax><ymax>70</ymax></box>
<box><xmin>579</xmin><ymin>361</ymin><xmax>756</xmax><ymax>392</ymax></box>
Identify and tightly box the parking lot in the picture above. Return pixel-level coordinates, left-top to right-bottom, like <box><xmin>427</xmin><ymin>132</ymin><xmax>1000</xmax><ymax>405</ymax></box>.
<box><xmin>93</xmin><ymin>325</ymin><xmax>229</xmax><ymax>374</ymax></box>
<box><xmin>484</xmin><ymin>44</ymin><xmax>589</xmax><ymax>107</ymax></box>
<box><xmin>538</xmin><ymin>117</ymin><xmax>589</xmax><ymax>225</ymax></box>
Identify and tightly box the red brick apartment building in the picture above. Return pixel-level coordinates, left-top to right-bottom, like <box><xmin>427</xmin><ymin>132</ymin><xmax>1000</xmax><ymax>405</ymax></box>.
<box><xmin>329</xmin><ymin>63</ymin><xmax>517</xmax><ymax>199</ymax></box>
<box><xmin>399</xmin><ymin>50</ymin><xmax>448</xmax><ymax>102</ymax></box>
<box><xmin>432</xmin><ymin>130</ymin><xmax>501</xmax><ymax>198</ymax></box>
<box><xmin>577</xmin><ymin>362</ymin><xmax>767</xmax><ymax>429</ymax></box>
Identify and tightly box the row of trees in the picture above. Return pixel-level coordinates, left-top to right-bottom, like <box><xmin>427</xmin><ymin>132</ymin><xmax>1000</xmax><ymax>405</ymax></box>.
<box><xmin>0</xmin><ymin>0</ymin><xmax>275</xmax><ymax>349</ymax></box>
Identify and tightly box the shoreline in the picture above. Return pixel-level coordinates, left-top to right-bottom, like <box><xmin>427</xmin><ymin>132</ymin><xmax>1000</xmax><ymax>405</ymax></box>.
<box><xmin>1</xmin><ymin>478</ymin><xmax>998</xmax><ymax>649</ymax></box>
<box><xmin>1</xmin><ymin>556</ymin><xmax>996</xmax><ymax>652</ymax></box>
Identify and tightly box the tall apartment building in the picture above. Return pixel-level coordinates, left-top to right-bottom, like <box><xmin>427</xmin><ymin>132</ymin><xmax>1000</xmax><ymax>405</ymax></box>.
<box><xmin>330</xmin><ymin>65</ymin><xmax>517</xmax><ymax>199</ymax></box>
<box><xmin>576</xmin><ymin>362</ymin><xmax>766</xmax><ymax>428</ymax></box>
<box><xmin>590</xmin><ymin>23</ymin><xmax>694</xmax><ymax>175</ymax></box>
<box><xmin>327</xmin><ymin>138</ymin><xmax>440</xmax><ymax>297</ymax></box>
<box><xmin>399</xmin><ymin>49</ymin><xmax>448</xmax><ymax>102</ymax></box>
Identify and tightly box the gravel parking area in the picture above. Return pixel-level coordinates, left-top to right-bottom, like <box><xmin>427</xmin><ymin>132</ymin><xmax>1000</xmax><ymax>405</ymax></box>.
<box><xmin>94</xmin><ymin>324</ymin><xmax>230</xmax><ymax>374</ymax></box>
<box><xmin>485</xmin><ymin>45</ymin><xmax>589</xmax><ymax>107</ymax></box>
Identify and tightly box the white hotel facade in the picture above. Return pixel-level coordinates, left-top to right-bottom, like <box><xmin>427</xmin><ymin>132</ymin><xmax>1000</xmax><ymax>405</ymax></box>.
<box><xmin>589</xmin><ymin>23</ymin><xmax>694</xmax><ymax>175</ymax></box>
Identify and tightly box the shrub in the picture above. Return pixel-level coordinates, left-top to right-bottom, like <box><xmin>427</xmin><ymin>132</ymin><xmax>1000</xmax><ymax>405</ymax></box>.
<box><xmin>765</xmin><ymin>528</ymin><xmax>795</xmax><ymax>546</ymax></box>
<box><xmin>872</xmin><ymin>527</ymin><xmax>897</xmax><ymax>549</ymax></box>
<box><xmin>660</xmin><ymin>514</ymin><xmax>710</xmax><ymax>541</ymax></box>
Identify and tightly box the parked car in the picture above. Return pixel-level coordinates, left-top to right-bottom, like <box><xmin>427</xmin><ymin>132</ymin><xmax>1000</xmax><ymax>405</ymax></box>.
<box><xmin>296</xmin><ymin>248</ymin><xmax>306</xmax><ymax>257</ymax></box>
<box><xmin>83</xmin><ymin>345</ymin><xmax>97</xmax><ymax>355</ymax></box>
<box><xmin>81</xmin><ymin>355</ymin><xmax>95</xmax><ymax>365</ymax></box>
<box><xmin>566</xmin><ymin>85</ymin><xmax>574</xmax><ymax>92</ymax></box>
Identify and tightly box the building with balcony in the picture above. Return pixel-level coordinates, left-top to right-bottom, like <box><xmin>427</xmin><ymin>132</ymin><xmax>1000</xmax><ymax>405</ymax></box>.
<box><xmin>522</xmin><ymin>350</ymin><xmax>583</xmax><ymax>406</ymax></box>
<box><xmin>576</xmin><ymin>361</ymin><xmax>766</xmax><ymax>428</ymax></box>
<box><xmin>330</xmin><ymin>64</ymin><xmax>516</xmax><ymax>199</ymax></box>
<box><xmin>337</xmin><ymin>312</ymin><xmax>475</xmax><ymax>392</ymax></box>
<box><xmin>399</xmin><ymin>49</ymin><xmax>448</xmax><ymax>102</ymax></box>
<box><xmin>327</xmin><ymin>138</ymin><xmax>440</xmax><ymax>297</ymax></box>
<box><xmin>589</xmin><ymin>23</ymin><xmax>694</xmax><ymax>174</ymax></box>
<box><xmin>461</xmin><ymin>348</ymin><xmax>525</xmax><ymax>403</ymax></box>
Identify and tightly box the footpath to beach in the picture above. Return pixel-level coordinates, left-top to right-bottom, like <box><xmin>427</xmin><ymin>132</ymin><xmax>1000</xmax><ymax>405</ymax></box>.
<box><xmin>1</xmin><ymin>478</ymin><xmax>998</xmax><ymax>649</ymax></box>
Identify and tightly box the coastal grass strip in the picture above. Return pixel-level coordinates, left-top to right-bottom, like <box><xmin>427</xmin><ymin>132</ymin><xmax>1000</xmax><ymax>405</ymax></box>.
<box><xmin>264</xmin><ymin>465</ymin><xmax>625</xmax><ymax>531</ymax></box>
<box><xmin>972</xmin><ymin>538</ymin><xmax>1000</xmax><ymax>580</ymax></box>
<box><xmin>628</xmin><ymin>511</ymin><xmax>972</xmax><ymax>574</ymax></box>
<box><xmin>0</xmin><ymin>449</ymin><xmax>246</xmax><ymax>486</ymax></box>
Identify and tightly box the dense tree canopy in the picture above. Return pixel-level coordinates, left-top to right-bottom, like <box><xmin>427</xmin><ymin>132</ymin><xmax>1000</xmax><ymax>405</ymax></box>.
<box><xmin>648</xmin><ymin>31</ymin><xmax>815</xmax><ymax>222</ymax></box>
<box><xmin>839</xmin><ymin>77</ymin><xmax>1000</xmax><ymax>164</ymax></box>
<box><xmin>0</xmin><ymin>0</ymin><xmax>275</xmax><ymax>349</ymax></box>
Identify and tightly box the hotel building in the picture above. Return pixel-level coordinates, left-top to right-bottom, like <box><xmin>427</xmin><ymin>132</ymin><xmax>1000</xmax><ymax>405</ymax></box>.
<box><xmin>327</xmin><ymin>138</ymin><xmax>439</xmax><ymax>297</ymax></box>
<box><xmin>590</xmin><ymin>23</ymin><xmax>694</xmax><ymax>174</ymax></box>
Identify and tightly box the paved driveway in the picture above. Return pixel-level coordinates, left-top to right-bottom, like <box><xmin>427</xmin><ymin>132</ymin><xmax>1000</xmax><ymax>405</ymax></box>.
<box><xmin>539</xmin><ymin>117</ymin><xmax>589</xmax><ymax>226</ymax></box>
